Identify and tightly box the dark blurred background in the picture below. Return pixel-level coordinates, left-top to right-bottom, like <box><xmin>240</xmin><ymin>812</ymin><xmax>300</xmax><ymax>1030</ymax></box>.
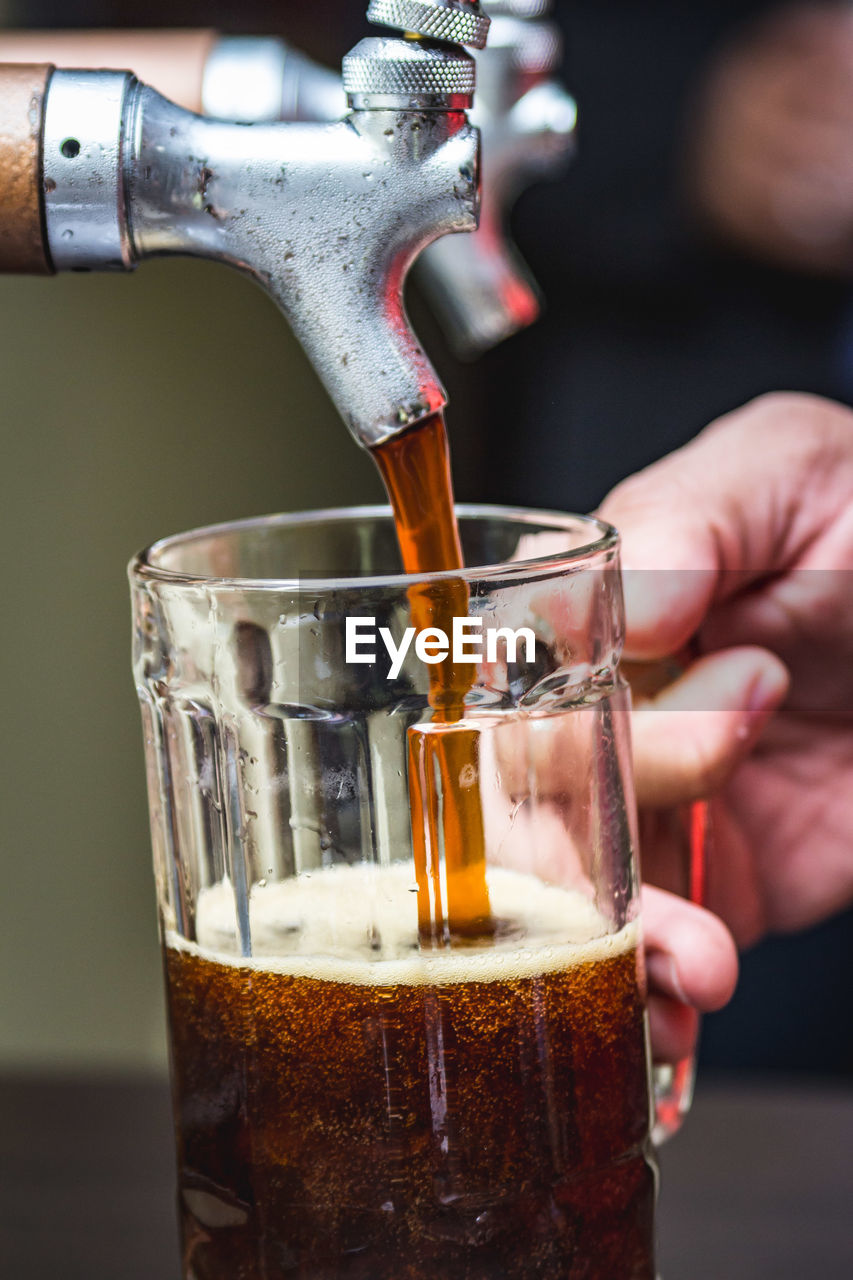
<box><xmin>2</xmin><ymin>0</ymin><xmax>851</xmax><ymax>1079</ymax></box>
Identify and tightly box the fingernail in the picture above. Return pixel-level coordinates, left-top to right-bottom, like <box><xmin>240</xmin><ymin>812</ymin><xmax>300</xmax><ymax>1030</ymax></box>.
<box><xmin>746</xmin><ymin>667</ymin><xmax>788</xmax><ymax>715</ymax></box>
<box><xmin>646</xmin><ymin>950</ymin><xmax>689</xmax><ymax>1005</ymax></box>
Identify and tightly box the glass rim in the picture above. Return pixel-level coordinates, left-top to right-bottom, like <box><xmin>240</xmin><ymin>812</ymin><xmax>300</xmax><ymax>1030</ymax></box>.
<box><xmin>130</xmin><ymin>503</ymin><xmax>619</xmax><ymax>592</ymax></box>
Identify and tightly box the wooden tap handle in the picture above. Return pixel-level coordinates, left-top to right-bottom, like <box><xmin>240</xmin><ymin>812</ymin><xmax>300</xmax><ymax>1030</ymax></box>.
<box><xmin>0</xmin><ymin>63</ymin><xmax>54</xmax><ymax>274</ymax></box>
<box><xmin>0</xmin><ymin>30</ymin><xmax>216</xmax><ymax>113</ymax></box>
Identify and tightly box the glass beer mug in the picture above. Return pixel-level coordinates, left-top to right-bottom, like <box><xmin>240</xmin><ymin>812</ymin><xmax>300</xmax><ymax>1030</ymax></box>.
<box><xmin>130</xmin><ymin>506</ymin><xmax>681</xmax><ymax>1280</ymax></box>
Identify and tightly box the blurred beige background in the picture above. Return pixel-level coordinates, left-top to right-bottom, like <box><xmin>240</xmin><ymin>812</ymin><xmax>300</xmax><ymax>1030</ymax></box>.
<box><xmin>0</xmin><ymin>260</ymin><xmax>383</xmax><ymax>1071</ymax></box>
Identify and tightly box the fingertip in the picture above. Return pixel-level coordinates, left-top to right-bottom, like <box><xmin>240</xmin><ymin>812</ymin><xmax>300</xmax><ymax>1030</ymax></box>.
<box><xmin>676</xmin><ymin>913</ymin><xmax>739</xmax><ymax>1013</ymax></box>
<box><xmin>642</xmin><ymin>886</ymin><xmax>739</xmax><ymax>1013</ymax></box>
<box><xmin>648</xmin><ymin>996</ymin><xmax>699</xmax><ymax>1066</ymax></box>
<box><xmin>643</xmin><ymin>644</ymin><xmax>787</xmax><ymax>714</ymax></box>
<box><xmin>743</xmin><ymin>648</ymin><xmax>790</xmax><ymax>716</ymax></box>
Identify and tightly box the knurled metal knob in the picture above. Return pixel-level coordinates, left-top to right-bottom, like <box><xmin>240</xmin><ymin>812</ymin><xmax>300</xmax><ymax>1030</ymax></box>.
<box><xmin>367</xmin><ymin>0</ymin><xmax>491</xmax><ymax>50</ymax></box>
<box><xmin>343</xmin><ymin>37</ymin><xmax>476</xmax><ymax>104</ymax></box>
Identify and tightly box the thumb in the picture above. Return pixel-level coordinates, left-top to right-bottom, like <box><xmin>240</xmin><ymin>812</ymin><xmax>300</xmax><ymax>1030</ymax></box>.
<box><xmin>597</xmin><ymin>393</ymin><xmax>853</xmax><ymax>657</ymax></box>
<box><xmin>631</xmin><ymin>646</ymin><xmax>790</xmax><ymax>807</ymax></box>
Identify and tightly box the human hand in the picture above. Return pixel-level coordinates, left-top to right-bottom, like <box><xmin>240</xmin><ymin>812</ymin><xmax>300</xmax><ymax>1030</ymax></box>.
<box><xmin>689</xmin><ymin>3</ymin><xmax>853</xmax><ymax>274</ymax></box>
<box><xmin>602</xmin><ymin>393</ymin><xmax>853</xmax><ymax>954</ymax></box>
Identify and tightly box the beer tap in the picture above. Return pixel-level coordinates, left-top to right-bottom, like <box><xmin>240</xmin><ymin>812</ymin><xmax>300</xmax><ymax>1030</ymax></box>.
<box><xmin>0</xmin><ymin>2</ymin><xmax>486</xmax><ymax>448</ymax></box>
<box><xmin>1</xmin><ymin>0</ymin><xmax>574</xmax><ymax>358</ymax></box>
<box><xmin>419</xmin><ymin>0</ymin><xmax>576</xmax><ymax>355</ymax></box>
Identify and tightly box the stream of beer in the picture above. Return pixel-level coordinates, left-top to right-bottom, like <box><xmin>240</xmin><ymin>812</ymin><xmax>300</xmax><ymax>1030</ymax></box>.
<box><xmin>371</xmin><ymin>413</ymin><xmax>492</xmax><ymax>943</ymax></box>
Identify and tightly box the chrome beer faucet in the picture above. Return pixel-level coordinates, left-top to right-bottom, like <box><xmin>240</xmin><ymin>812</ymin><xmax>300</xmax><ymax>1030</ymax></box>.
<box><xmin>0</xmin><ymin>2</ymin><xmax>487</xmax><ymax>447</ymax></box>
<box><xmin>1</xmin><ymin>1</ymin><xmax>574</xmax><ymax>362</ymax></box>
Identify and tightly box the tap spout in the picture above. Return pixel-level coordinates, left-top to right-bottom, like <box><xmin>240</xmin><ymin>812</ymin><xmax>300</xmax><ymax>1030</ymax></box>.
<box><xmin>124</xmin><ymin>84</ymin><xmax>478</xmax><ymax>447</ymax></box>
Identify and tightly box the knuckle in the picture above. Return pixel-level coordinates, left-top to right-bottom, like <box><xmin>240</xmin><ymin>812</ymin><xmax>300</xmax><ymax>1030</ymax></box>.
<box><xmin>709</xmin><ymin>392</ymin><xmax>853</xmax><ymax>481</ymax></box>
<box><xmin>747</xmin><ymin>391</ymin><xmax>853</xmax><ymax>440</ymax></box>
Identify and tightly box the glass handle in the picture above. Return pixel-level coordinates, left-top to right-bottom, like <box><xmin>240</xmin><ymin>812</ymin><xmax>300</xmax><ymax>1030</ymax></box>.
<box><xmin>652</xmin><ymin>798</ymin><xmax>709</xmax><ymax>1144</ymax></box>
<box><xmin>653</xmin><ymin>1050</ymin><xmax>698</xmax><ymax>1144</ymax></box>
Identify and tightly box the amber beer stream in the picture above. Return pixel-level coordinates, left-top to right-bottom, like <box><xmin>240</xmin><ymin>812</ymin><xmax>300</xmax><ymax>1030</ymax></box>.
<box><xmin>373</xmin><ymin>413</ymin><xmax>493</xmax><ymax>942</ymax></box>
<box><xmin>131</xmin><ymin>505</ymin><xmax>657</xmax><ymax>1278</ymax></box>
